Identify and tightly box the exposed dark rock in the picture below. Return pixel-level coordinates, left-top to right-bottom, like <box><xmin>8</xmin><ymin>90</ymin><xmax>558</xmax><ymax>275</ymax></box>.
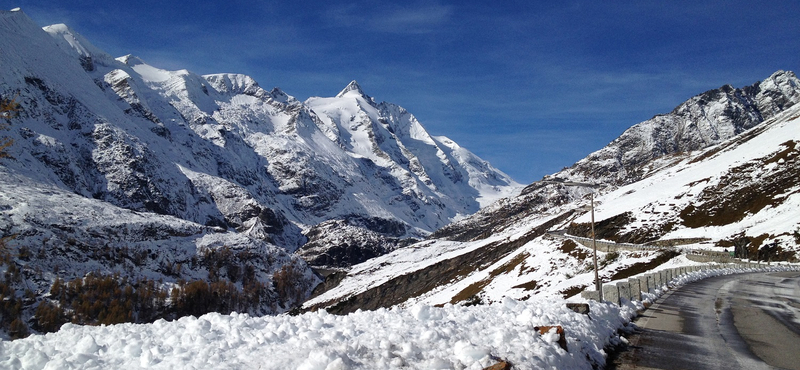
<box><xmin>297</xmin><ymin>216</ymin><xmax>417</xmax><ymax>269</ymax></box>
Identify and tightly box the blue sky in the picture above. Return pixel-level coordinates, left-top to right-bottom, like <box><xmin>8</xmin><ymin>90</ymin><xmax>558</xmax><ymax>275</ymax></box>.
<box><xmin>9</xmin><ymin>1</ymin><xmax>800</xmax><ymax>183</ymax></box>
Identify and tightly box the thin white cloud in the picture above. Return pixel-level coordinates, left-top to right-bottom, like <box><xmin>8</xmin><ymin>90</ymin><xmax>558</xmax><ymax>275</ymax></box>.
<box><xmin>373</xmin><ymin>4</ymin><xmax>453</xmax><ymax>33</ymax></box>
<box><xmin>325</xmin><ymin>3</ymin><xmax>453</xmax><ymax>34</ymax></box>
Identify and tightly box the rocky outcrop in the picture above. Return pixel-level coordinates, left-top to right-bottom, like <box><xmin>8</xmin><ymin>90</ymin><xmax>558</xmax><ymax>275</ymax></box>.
<box><xmin>297</xmin><ymin>216</ymin><xmax>417</xmax><ymax>268</ymax></box>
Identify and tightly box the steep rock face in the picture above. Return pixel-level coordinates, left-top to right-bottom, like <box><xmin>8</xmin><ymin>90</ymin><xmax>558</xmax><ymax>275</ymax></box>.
<box><xmin>307</xmin><ymin>81</ymin><xmax>521</xmax><ymax>220</ymax></box>
<box><xmin>297</xmin><ymin>216</ymin><xmax>417</xmax><ymax>269</ymax></box>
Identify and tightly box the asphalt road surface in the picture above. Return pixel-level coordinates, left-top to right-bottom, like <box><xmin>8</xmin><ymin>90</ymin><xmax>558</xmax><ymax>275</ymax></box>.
<box><xmin>609</xmin><ymin>271</ymin><xmax>800</xmax><ymax>370</ymax></box>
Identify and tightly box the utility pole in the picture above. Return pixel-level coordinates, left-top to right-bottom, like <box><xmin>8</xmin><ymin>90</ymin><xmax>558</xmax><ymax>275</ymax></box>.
<box><xmin>590</xmin><ymin>191</ymin><xmax>602</xmax><ymax>301</ymax></box>
<box><xmin>537</xmin><ymin>179</ymin><xmax>602</xmax><ymax>301</ymax></box>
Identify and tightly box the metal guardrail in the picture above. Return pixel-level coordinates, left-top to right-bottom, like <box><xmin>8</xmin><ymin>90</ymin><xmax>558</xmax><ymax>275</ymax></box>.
<box><xmin>583</xmin><ymin>263</ymin><xmax>800</xmax><ymax>305</ymax></box>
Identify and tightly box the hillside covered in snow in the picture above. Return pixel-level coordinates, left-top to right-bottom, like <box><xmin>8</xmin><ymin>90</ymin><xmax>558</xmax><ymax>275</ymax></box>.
<box><xmin>0</xmin><ymin>8</ymin><xmax>519</xmax><ymax>336</ymax></box>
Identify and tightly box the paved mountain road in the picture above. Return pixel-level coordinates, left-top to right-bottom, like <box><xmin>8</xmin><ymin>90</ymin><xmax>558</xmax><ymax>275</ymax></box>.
<box><xmin>609</xmin><ymin>271</ymin><xmax>800</xmax><ymax>370</ymax></box>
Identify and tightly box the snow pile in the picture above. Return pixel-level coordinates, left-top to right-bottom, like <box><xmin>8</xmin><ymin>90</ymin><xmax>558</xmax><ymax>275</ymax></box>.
<box><xmin>0</xmin><ymin>298</ymin><xmax>633</xmax><ymax>370</ymax></box>
<box><xmin>2</xmin><ymin>263</ymin><xmax>796</xmax><ymax>369</ymax></box>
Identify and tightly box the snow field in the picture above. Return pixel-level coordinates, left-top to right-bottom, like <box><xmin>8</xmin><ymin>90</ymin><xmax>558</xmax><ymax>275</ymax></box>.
<box><xmin>0</xmin><ymin>297</ymin><xmax>633</xmax><ymax>370</ymax></box>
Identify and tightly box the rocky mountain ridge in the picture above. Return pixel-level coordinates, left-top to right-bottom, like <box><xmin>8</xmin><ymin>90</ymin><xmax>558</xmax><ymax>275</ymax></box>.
<box><xmin>559</xmin><ymin>70</ymin><xmax>799</xmax><ymax>186</ymax></box>
<box><xmin>3</xmin><ymin>10</ymin><xmax>521</xmax><ymax>239</ymax></box>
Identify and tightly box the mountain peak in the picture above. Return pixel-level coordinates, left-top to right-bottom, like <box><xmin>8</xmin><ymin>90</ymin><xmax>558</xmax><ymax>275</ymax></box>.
<box><xmin>43</xmin><ymin>23</ymin><xmax>113</xmax><ymax>68</ymax></box>
<box><xmin>269</xmin><ymin>86</ymin><xmax>299</xmax><ymax>105</ymax></box>
<box><xmin>336</xmin><ymin>80</ymin><xmax>367</xmax><ymax>98</ymax></box>
<box><xmin>769</xmin><ymin>69</ymin><xmax>795</xmax><ymax>79</ymax></box>
<box><xmin>117</xmin><ymin>54</ymin><xmax>146</xmax><ymax>66</ymax></box>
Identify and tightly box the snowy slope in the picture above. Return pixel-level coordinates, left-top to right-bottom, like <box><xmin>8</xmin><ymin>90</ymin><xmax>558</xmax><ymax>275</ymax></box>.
<box><xmin>305</xmin><ymin>74</ymin><xmax>800</xmax><ymax>312</ymax></box>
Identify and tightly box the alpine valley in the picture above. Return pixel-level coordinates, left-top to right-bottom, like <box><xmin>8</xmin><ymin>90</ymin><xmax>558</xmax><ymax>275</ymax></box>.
<box><xmin>0</xmin><ymin>7</ymin><xmax>799</xmax><ymax>340</ymax></box>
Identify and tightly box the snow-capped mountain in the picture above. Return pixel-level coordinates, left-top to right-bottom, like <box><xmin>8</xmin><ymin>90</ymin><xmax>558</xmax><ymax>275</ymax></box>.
<box><xmin>1</xmin><ymin>12</ymin><xmax>519</xmax><ymax>238</ymax></box>
<box><xmin>0</xmin><ymin>9</ymin><xmax>519</xmax><ymax>240</ymax></box>
<box><xmin>305</xmin><ymin>71</ymin><xmax>800</xmax><ymax>313</ymax></box>
<box><xmin>0</xmin><ymin>8</ymin><xmax>519</xmax><ymax>332</ymax></box>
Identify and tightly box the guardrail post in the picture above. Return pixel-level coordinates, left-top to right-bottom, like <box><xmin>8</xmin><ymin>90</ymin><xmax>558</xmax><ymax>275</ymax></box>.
<box><xmin>603</xmin><ymin>284</ymin><xmax>620</xmax><ymax>305</ymax></box>
<box><xmin>646</xmin><ymin>274</ymin><xmax>656</xmax><ymax>293</ymax></box>
<box><xmin>581</xmin><ymin>290</ymin><xmax>600</xmax><ymax>301</ymax></box>
<box><xmin>616</xmin><ymin>281</ymin><xmax>631</xmax><ymax>303</ymax></box>
<box><xmin>638</xmin><ymin>276</ymin><xmax>648</xmax><ymax>296</ymax></box>
<box><xmin>628</xmin><ymin>278</ymin><xmax>641</xmax><ymax>301</ymax></box>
